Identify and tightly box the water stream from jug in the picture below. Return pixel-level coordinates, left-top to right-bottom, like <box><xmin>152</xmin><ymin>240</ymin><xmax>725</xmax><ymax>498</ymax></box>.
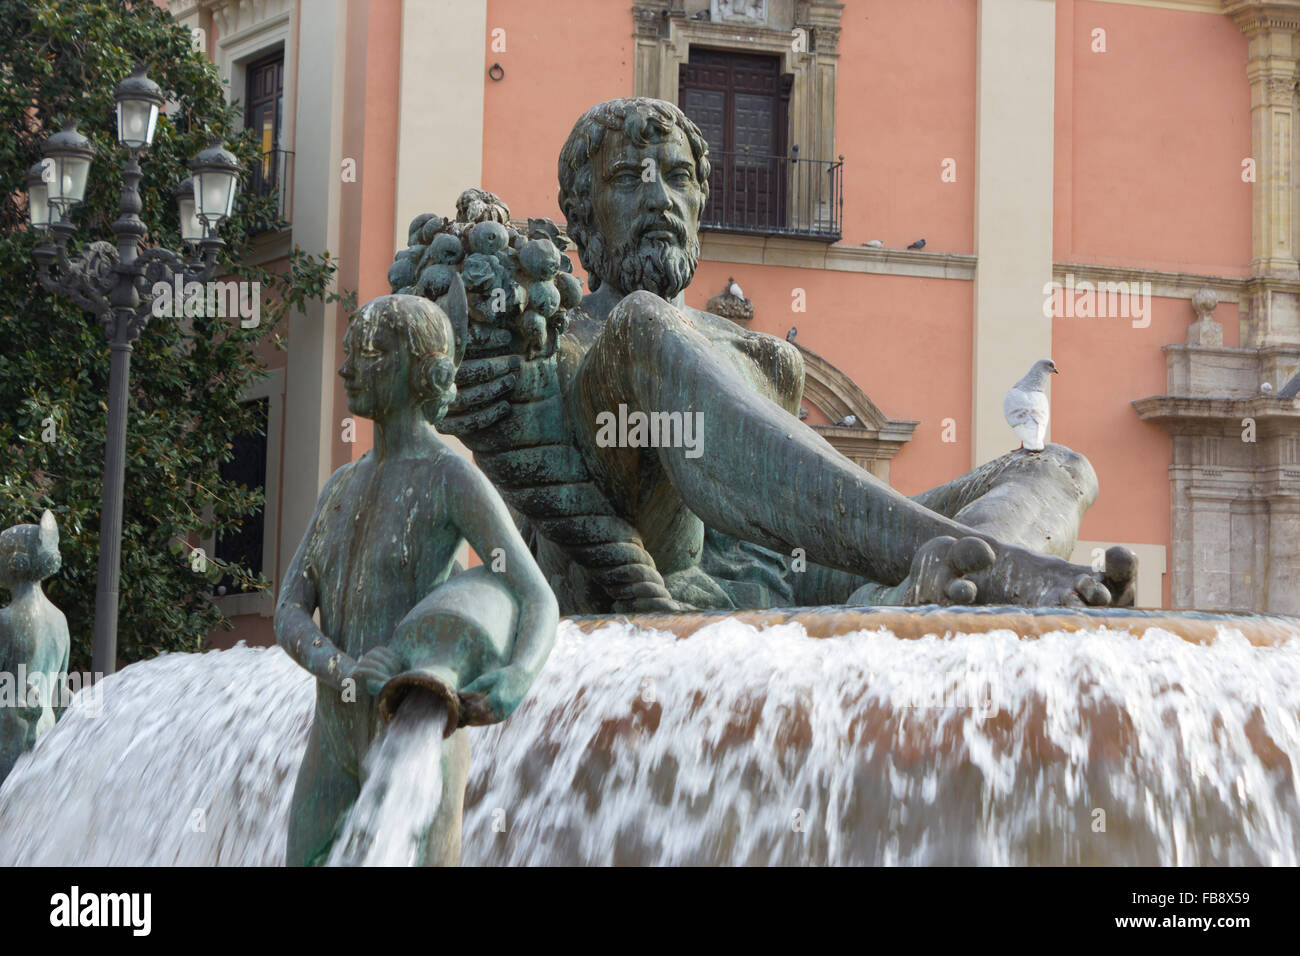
<box><xmin>327</xmin><ymin>695</ymin><xmax>448</xmax><ymax>866</ymax></box>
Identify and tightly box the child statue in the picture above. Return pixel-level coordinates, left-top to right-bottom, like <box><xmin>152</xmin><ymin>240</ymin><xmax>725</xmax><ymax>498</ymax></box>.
<box><xmin>0</xmin><ymin>510</ymin><xmax>70</xmax><ymax>785</ymax></box>
<box><xmin>274</xmin><ymin>284</ymin><xmax>558</xmax><ymax>866</ymax></box>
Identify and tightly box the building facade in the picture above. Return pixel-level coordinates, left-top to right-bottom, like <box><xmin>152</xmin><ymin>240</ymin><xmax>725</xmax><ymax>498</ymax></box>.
<box><xmin>164</xmin><ymin>0</ymin><xmax>1300</xmax><ymax>644</ymax></box>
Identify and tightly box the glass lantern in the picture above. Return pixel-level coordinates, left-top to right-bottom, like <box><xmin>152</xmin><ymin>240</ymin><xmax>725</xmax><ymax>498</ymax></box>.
<box><xmin>189</xmin><ymin>138</ymin><xmax>241</xmax><ymax>228</ymax></box>
<box><xmin>114</xmin><ymin>64</ymin><xmax>164</xmax><ymax>150</ymax></box>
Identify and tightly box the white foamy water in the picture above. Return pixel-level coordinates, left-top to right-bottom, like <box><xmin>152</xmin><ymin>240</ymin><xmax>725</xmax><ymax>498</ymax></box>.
<box><xmin>1</xmin><ymin>618</ymin><xmax>1298</xmax><ymax>865</ymax></box>
<box><xmin>328</xmin><ymin>695</ymin><xmax>447</xmax><ymax>866</ymax></box>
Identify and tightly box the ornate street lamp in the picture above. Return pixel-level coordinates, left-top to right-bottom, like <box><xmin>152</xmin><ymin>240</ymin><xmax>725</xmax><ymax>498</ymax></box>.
<box><xmin>24</xmin><ymin>64</ymin><xmax>240</xmax><ymax>677</ymax></box>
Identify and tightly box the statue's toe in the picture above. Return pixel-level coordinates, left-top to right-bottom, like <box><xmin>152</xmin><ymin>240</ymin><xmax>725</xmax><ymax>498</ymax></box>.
<box><xmin>945</xmin><ymin>578</ymin><xmax>978</xmax><ymax>604</ymax></box>
<box><xmin>1074</xmin><ymin>573</ymin><xmax>1111</xmax><ymax>607</ymax></box>
<box><xmin>1101</xmin><ymin>545</ymin><xmax>1138</xmax><ymax>607</ymax></box>
<box><xmin>950</xmin><ymin>536</ymin><xmax>995</xmax><ymax>574</ymax></box>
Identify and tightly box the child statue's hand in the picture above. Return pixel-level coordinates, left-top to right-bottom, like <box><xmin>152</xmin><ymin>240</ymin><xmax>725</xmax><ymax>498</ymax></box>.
<box><xmin>350</xmin><ymin>646</ymin><xmax>404</xmax><ymax>699</ymax></box>
<box><xmin>457</xmin><ymin>665</ymin><xmax>530</xmax><ymax>726</ymax></box>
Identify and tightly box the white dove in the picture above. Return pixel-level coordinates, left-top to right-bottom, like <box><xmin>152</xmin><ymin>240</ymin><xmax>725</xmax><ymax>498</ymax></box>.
<box><xmin>1003</xmin><ymin>358</ymin><xmax>1058</xmax><ymax>451</ymax></box>
<box><xmin>727</xmin><ymin>276</ymin><xmax>745</xmax><ymax>300</ymax></box>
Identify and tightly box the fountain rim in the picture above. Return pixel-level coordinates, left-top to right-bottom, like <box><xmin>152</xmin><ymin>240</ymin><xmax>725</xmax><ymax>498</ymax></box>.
<box><xmin>565</xmin><ymin>604</ymin><xmax>1300</xmax><ymax>646</ymax></box>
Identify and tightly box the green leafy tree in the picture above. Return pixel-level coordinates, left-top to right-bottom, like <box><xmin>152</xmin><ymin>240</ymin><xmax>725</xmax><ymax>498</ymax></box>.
<box><xmin>0</xmin><ymin>0</ymin><xmax>353</xmax><ymax>668</ymax></box>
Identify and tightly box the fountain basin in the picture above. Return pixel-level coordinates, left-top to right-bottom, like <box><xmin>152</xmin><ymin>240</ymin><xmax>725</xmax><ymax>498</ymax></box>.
<box><xmin>1</xmin><ymin>605</ymin><xmax>1297</xmax><ymax>866</ymax></box>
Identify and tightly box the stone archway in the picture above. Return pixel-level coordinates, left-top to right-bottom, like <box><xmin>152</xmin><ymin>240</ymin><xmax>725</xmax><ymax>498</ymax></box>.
<box><xmin>795</xmin><ymin>342</ymin><xmax>917</xmax><ymax>483</ymax></box>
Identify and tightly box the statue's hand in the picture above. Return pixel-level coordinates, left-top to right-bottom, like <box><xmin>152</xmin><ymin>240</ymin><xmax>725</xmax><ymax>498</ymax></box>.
<box><xmin>441</xmin><ymin>354</ymin><xmax>522</xmax><ymax>437</ymax></box>
<box><xmin>349</xmin><ymin>645</ymin><xmax>404</xmax><ymax>699</ymax></box>
<box><xmin>457</xmin><ymin>665</ymin><xmax>532</xmax><ymax>726</ymax></box>
<box><xmin>442</xmin><ymin>351</ymin><xmax>560</xmax><ymax>438</ymax></box>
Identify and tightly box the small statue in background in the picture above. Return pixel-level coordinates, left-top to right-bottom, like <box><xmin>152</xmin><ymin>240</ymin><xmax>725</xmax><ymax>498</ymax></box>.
<box><xmin>275</xmin><ymin>286</ymin><xmax>558</xmax><ymax>866</ymax></box>
<box><xmin>0</xmin><ymin>511</ymin><xmax>70</xmax><ymax>785</ymax></box>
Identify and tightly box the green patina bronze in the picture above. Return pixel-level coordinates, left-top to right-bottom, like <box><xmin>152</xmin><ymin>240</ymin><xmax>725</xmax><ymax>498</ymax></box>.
<box><xmin>0</xmin><ymin>511</ymin><xmax>70</xmax><ymax>785</ymax></box>
<box><xmin>395</xmin><ymin>98</ymin><xmax>1136</xmax><ymax>615</ymax></box>
<box><xmin>274</xmin><ymin>288</ymin><xmax>558</xmax><ymax>867</ymax></box>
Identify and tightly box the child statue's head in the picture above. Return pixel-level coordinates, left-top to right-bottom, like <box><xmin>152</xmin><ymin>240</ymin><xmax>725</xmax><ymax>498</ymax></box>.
<box><xmin>340</xmin><ymin>294</ymin><xmax>461</xmax><ymax>424</ymax></box>
<box><xmin>0</xmin><ymin>511</ymin><xmax>60</xmax><ymax>589</ymax></box>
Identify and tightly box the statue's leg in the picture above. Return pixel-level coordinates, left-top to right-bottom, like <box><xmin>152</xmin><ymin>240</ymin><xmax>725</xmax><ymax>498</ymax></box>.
<box><xmin>846</xmin><ymin>444</ymin><xmax>1133</xmax><ymax>605</ymax></box>
<box><xmin>576</xmin><ymin>291</ymin><xmax>1119</xmax><ymax>607</ymax></box>
<box><xmin>0</xmin><ymin>713</ymin><xmax>27</xmax><ymax>785</ymax></box>
<box><xmin>910</xmin><ymin>443</ymin><xmax>1096</xmax><ymax>555</ymax></box>
<box><xmin>286</xmin><ymin>708</ymin><xmax>359</xmax><ymax>867</ymax></box>
<box><xmin>418</xmin><ymin>727</ymin><xmax>471</xmax><ymax>866</ymax></box>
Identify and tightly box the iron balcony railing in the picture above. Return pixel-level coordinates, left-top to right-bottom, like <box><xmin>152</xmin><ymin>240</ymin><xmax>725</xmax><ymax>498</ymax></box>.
<box><xmin>700</xmin><ymin>146</ymin><xmax>843</xmax><ymax>240</ymax></box>
<box><xmin>246</xmin><ymin>147</ymin><xmax>293</xmax><ymax>234</ymax></box>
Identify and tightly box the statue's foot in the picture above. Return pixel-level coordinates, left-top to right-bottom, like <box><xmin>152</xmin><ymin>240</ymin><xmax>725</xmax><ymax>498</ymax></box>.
<box><xmin>1097</xmin><ymin>545</ymin><xmax>1138</xmax><ymax>607</ymax></box>
<box><xmin>906</xmin><ymin>535</ymin><xmax>1112</xmax><ymax>608</ymax></box>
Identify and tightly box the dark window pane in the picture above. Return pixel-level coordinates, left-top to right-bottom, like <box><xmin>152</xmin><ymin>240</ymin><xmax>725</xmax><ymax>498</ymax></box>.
<box><xmin>214</xmin><ymin>397</ymin><xmax>268</xmax><ymax>594</ymax></box>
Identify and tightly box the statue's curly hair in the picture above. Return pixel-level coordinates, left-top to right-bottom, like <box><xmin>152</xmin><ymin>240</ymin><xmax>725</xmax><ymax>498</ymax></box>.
<box><xmin>348</xmin><ymin>295</ymin><xmax>458</xmax><ymax>424</ymax></box>
<box><xmin>558</xmin><ymin>98</ymin><xmax>711</xmax><ymax>291</ymax></box>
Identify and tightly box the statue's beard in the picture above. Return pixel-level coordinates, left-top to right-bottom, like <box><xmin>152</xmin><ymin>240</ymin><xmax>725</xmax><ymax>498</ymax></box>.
<box><xmin>585</xmin><ymin>223</ymin><xmax>700</xmax><ymax>300</ymax></box>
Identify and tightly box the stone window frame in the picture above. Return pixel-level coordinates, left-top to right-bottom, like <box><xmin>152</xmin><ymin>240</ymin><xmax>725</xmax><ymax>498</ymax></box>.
<box><xmin>633</xmin><ymin>1</ymin><xmax>843</xmax><ymax>195</ymax></box>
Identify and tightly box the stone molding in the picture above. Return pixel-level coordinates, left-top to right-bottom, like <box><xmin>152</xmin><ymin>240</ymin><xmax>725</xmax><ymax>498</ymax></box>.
<box><xmin>700</xmin><ymin>231</ymin><xmax>978</xmax><ymax>278</ymax></box>
<box><xmin>698</xmin><ymin>235</ymin><xmax>1256</xmax><ymax>293</ymax></box>
<box><xmin>1053</xmin><ymin>262</ymin><xmax>1246</xmax><ymax>303</ymax></box>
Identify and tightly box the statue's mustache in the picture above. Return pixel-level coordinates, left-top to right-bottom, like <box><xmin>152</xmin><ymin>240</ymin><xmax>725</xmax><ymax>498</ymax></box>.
<box><xmin>632</xmin><ymin>215</ymin><xmax>689</xmax><ymax>246</ymax></box>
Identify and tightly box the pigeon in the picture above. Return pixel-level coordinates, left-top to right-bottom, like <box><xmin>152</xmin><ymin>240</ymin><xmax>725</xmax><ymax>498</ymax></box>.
<box><xmin>863</xmin><ymin>239</ymin><xmax>884</xmax><ymax>248</ymax></box>
<box><xmin>786</xmin><ymin>326</ymin><xmax>798</xmax><ymax>342</ymax></box>
<box><xmin>727</xmin><ymin>276</ymin><xmax>746</xmax><ymax>300</ymax></box>
<box><xmin>907</xmin><ymin>238</ymin><xmax>926</xmax><ymax>250</ymax></box>
<box><xmin>798</xmin><ymin>406</ymin><xmax>810</xmax><ymax>420</ymax></box>
<box><xmin>834</xmin><ymin>414</ymin><xmax>858</xmax><ymax>427</ymax></box>
<box><xmin>1003</xmin><ymin>359</ymin><xmax>1058</xmax><ymax>451</ymax></box>
<box><xmin>1261</xmin><ymin>381</ymin><xmax>1274</xmax><ymax>394</ymax></box>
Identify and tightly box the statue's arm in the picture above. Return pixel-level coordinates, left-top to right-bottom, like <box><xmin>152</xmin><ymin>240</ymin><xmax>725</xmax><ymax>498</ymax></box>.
<box><xmin>274</xmin><ymin>472</ymin><xmax>354</xmax><ymax>691</ymax></box>
<box><xmin>450</xmin><ymin>460</ymin><xmax>559</xmax><ymax>716</ymax></box>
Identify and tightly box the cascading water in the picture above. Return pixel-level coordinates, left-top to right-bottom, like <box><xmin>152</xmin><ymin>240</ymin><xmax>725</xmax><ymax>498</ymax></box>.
<box><xmin>1</xmin><ymin>615</ymin><xmax>1298</xmax><ymax>866</ymax></box>
<box><xmin>327</xmin><ymin>695</ymin><xmax>448</xmax><ymax>866</ymax></box>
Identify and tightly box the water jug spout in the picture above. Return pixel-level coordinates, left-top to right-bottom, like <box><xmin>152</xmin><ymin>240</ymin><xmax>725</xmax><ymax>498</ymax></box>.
<box><xmin>375</xmin><ymin>566</ymin><xmax>518</xmax><ymax>735</ymax></box>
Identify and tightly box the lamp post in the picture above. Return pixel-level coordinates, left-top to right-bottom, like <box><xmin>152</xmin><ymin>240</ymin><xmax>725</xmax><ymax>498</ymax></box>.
<box><xmin>24</xmin><ymin>64</ymin><xmax>241</xmax><ymax>677</ymax></box>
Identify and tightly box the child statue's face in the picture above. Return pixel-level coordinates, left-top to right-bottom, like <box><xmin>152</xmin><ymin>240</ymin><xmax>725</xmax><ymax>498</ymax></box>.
<box><xmin>339</xmin><ymin>318</ymin><xmax>413</xmax><ymax>421</ymax></box>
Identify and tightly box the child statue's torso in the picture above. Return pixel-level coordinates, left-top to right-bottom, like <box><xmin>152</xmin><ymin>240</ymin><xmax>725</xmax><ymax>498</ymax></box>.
<box><xmin>304</xmin><ymin>450</ymin><xmax>463</xmax><ymax>661</ymax></box>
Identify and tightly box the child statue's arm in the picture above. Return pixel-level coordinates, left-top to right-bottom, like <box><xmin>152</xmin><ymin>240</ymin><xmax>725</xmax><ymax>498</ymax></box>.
<box><xmin>450</xmin><ymin>459</ymin><xmax>559</xmax><ymax>723</ymax></box>
<box><xmin>274</xmin><ymin>472</ymin><xmax>355</xmax><ymax>690</ymax></box>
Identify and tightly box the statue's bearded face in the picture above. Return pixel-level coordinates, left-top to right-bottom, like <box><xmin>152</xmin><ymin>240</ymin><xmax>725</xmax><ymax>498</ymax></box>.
<box><xmin>587</xmin><ymin>127</ymin><xmax>703</xmax><ymax>299</ymax></box>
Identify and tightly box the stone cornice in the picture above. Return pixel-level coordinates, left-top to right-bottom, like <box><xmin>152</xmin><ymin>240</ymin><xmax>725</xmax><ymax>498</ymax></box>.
<box><xmin>700</xmin><ymin>232</ymin><xmax>978</xmax><ymax>279</ymax></box>
<box><xmin>1054</xmin><ymin>262</ymin><xmax>1247</xmax><ymax>302</ymax></box>
<box><xmin>699</xmin><ymin>237</ymin><xmax>1254</xmax><ymax>292</ymax></box>
<box><xmin>1087</xmin><ymin>0</ymin><xmax>1225</xmax><ymax>11</ymax></box>
<box><xmin>1133</xmin><ymin>393</ymin><xmax>1300</xmax><ymax>426</ymax></box>
<box><xmin>1224</xmin><ymin>0</ymin><xmax>1300</xmax><ymax>34</ymax></box>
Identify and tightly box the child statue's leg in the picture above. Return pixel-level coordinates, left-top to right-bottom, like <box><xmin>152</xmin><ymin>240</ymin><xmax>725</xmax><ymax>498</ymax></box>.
<box><xmin>286</xmin><ymin>713</ymin><xmax>360</xmax><ymax>867</ymax></box>
<box><xmin>417</xmin><ymin>727</ymin><xmax>471</xmax><ymax>866</ymax></box>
